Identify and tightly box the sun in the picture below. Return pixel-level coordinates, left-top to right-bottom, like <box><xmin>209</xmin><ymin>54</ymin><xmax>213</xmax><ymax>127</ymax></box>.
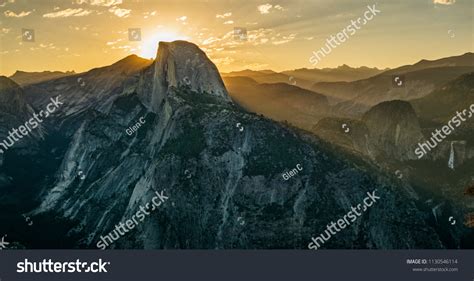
<box><xmin>138</xmin><ymin>31</ymin><xmax>189</xmax><ymax>59</ymax></box>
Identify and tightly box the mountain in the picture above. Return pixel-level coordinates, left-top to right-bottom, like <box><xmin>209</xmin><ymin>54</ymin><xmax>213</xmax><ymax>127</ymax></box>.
<box><xmin>310</xmin><ymin>100</ymin><xmax>425</xmax><ymax>162</ymax></box>
<box><xmin>311</xmin><ymin>53</ymin><xmax>474</xmax><ymax>117</ymax></box>
<box><xmin>222</xmin><ymin>69</ymin><xmax>314</xmax><ymax>89</ymax></box>
<box><xmin>411</xmin><ymin>72</ymin><xmax>474</xmax><ymax>126</ymax></box>
<box><xmin>9</xmin><ymin>70</ymin><xmax>75</xmax><ymax>86</ymax></box>
<box><xmin>149</xmin><ymin>40</ymin><xmax>230</xmax><ymax>111</ymax></box>
<box><xmin>23</xmin><ymin>54</ymin><xmax>153</xmax><ymax>118</ymax></box>
<box><xmin>283</xmin><ymin>64</ymin><xmax>385</xmax><ymax>84</ymax></box>
<box><xmin>383</xmin><ymin>53</ymin><xmax>474</xmax><ymax>75</ymax></box>
<box><xmin>222</xmin><ymin>65</ymin><xmax>385</xmax><ymax>91</ymax></box>
<box><xmin>362</xmin><ymin>100</ymin><xmax>425</xmax><ymax>161</ymax></box>
<box><xmin>224</xmin><ymin>76</ymin><xmax>330</xmax><ymax>130</ymax></box>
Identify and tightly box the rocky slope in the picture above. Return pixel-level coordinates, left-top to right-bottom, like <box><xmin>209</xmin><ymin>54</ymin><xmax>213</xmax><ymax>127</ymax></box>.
<box><xmin>0</xmin><ymin>77</ymin><xmax>44</xmax><ymax>160</ymax></box>
<box><xmin>0</xmin><ymin>41</ymin><xmax>452</xmax><ymax>249</ymax></box>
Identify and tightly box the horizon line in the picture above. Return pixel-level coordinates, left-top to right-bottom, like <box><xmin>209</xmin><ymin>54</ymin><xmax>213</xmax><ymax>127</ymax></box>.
<box><xmin>2</xmin><ymin>51</ymin><xmax>473</xmax><ymax>77</ymax></box>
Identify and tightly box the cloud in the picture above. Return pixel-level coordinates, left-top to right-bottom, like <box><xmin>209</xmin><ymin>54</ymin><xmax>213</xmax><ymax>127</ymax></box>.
<box><xmin>223</xmin><ymin>20</ymin><xmax>234</xmax><ymax>25</ymax></box>
<box><xmin>43</xmin><ymin>8</ymin><xmax>92</xmax><ymax>18</ymax></box>
<box><xmin>106</xmin><ymin>38</ymin><xmax>123</xmax><ymax>45</ymax></box>
<box><xmin>433</xmin><ymin>0</ymin><xmax>455</xmax><ymax>4</ymax></box>
<box><xmin>216</xmin><ymin>12</ymin><xmax>232</xmax><ymax>18</ymax></box>
<box><xmin>202</xmin><ymin>36</ymin><xmax>220</xmax><ymax>45</ymax></box>
<box><xmin>257</xmin><ymin>4</ymin><xmax>273</xmax><ymax>14</ymax></box>
<box><xmin>143</xmin><ymin>10</ymin><xmax>157</xmax><ymax>19</ymax></box>
<box><xmin>4</xmin><ymin>10</ymin><xmax>33</xmax><ymax>17</ymax></box>
<box><xmin>75</xmin><ymin>0</ymin><xmax>123</xmax><ymax>6</ymax></box>
<box><xmin>272</xmin><ymin>33</ymin><xmax>296</xmax><ymax>45</ymax></box>
<box><xmin>176</xmin><ymin>16</ymin><xmax>187</xmax><ymax>24</ymax></box>
<box><xmin>257</xmin><ymin>4</ymin><xmax>285</xmax><ymax>14</ymax></box>
<box><xmin>108</xmin><ymin>6</ymin><xmax>130</xmax><ymax>17</ymax></box>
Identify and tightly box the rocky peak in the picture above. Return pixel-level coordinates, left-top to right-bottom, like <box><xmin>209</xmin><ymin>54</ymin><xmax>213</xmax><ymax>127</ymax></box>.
<box><xmin>150</xmin><ymin>40</ymin><xmax>230</xmax><ymax>111</ymax></box>
<box><xmin>362</xmin><ymin>100</ymin><xmax>425</xmax><ymax>160</ymax></box>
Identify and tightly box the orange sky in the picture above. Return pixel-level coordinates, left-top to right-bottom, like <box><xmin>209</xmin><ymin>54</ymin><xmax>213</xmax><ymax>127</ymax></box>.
<box><xmin>0</xmin><ymin>0</ymin><xmax>472</xmax><ymax>76</ymax></box>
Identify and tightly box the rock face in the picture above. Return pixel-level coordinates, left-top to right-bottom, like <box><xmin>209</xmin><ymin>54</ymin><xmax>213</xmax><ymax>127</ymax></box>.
<box><xmin>0</xmin><ymin>76</ymin><xmax>31</xmax><ymax>116</ymax></box>
<box><xmin>0</xmin><ymin>77</ymin><xmax>44</xmax><ymax>151</ymax></box>
<box><xmin>362</xmin><ymin>100</ymin><xmax>425</xmax><ymax>161</ymax></box>
<box><xmin>149</xmin><ymin>41</ymin><xmax>230</xmax><ymax>111</ymax></box>
<box><xmin>0</xmin><ymin>41</ymin><xmax>447</xmax><ymax>250</ymax></box>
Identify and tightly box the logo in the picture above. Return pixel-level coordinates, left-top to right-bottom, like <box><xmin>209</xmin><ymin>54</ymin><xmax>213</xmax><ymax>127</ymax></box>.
<box><xmin>448</xmin><ymin>216</ymin><xmax>456</xmax><ymax>225</ymax></box>
<box><xmin>128</xmin><ymin>28</ymin><xmax>141</xmax><ymax>41</ymax></box>
<box><xmin>0</xmin><ymin>235</ymin><xmax>9</xmax><ymax>250</ymax></box>
<box><xmin>77</xmin><ymin>77</ymin><xmax>86</xmax><ymax>87</ymax></box>
<box><xmin>342</xmin><ymin>123</ymin><xmax>350</xmax><ymax>133</ymax></box>
<box><xmin>183</xmin><ymin>76</ymin><xmax>191</xmax><ymax>86</ymax></box>
<box><xmin>22</xmin><ymin>28</ymin><xmax>35</xmax><ymax>42</ymax></box>
<box><xmin>22</xmin><ymin>214</ymin><xmax>33</xmax><ymax>226</ymax></box>
<box><xmin>392</xmin><ymin>75</ymin><xmax>405</xmax><ymax>88</ymax></box>
<box><xmin>447</xmin><ymin>29</ymin><xmax>455</xmax><ymax>38</ymax></box>
<box><xmin>288</xmin><ymin>76</ymin><xmax>297</xmax><ymax>85</ymax></box>
<box><xmin>233</xmin><ymin>27</ymin><xmax>247</xmax><ymax>41</ymax></box>
<box><xmin>236</xmin><ymin>123</ymin><xmax>244</xmax><ymax>132</ymax></box>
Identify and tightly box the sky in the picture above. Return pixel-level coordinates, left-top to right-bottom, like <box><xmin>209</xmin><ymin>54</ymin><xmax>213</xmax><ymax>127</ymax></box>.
<box><xmin>0</xmin><ymin>0</ymin><xmax>472</xmax><ymax>76</ymax></box>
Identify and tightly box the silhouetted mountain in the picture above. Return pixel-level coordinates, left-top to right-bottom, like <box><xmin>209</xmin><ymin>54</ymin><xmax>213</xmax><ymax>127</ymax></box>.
<box><xmin>384</xmin><ymin>53</ymin><xmax>474</xmax><ymax>75</ymax></box>
<box><xmin>223</xmin><ymin>65</ymin><xmax>385</xmax><ymax>90</ymax></box>
<box><xmin>9</xmin><ymin>70</ymin><xmax>75</xmax><ymax>86</ymax></box>
<box><xmin>222</xmin><ymin>69</ymin><xmax>313</xmax><ymax>88</ymax></box>
<box><xmin>312</xmin><ymin>53</ymin><xmax>474</xmax><ymax>117</ymax></box>
<box><xmin>224</xmin><ymin>77</ymin><xmax>329</xmax><ymax>130</ymax></box>
<box><xmin>411</xmin><ymin>72</ymin><xmax>474</xmax><ymax>126</ymax></box>
<box><xmin>283</xmin><ymin>65</ymin><xmax>385</xmax><ymax>84</ymax></box>
<box><xmin>23</xmin><ymin>54</ymin><xmax>154</xmax><ymax>118</ymax></box>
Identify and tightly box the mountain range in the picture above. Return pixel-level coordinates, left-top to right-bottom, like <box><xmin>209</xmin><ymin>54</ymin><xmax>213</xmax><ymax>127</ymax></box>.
<box><xmin>0</xmin><ymin>41</ymin><xmax>472</xmax><ymax>249</ymax></box>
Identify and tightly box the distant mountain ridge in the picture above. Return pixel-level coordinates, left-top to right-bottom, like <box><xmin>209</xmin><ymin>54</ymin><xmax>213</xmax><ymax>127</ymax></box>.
<box><xmin>311</xmin><ymin>53</ymin><xmax>474</xmax><ymax>117</ymax></box>
<box><xmin>222</xmin><ymin>65</ymin><xmax>385</xmax><ymax>90</ymax></box>
<box><xmin>9</xmin><ymin>70</ymin><xmax>76</xmax><ymax>86</ymax></box>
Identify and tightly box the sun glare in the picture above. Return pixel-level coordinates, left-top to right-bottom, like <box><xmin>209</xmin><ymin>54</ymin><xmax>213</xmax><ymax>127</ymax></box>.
<box><xmin>138</xmin><ymin>31</ymin><xmax>189</xmax><ymax>59</ymax></box>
